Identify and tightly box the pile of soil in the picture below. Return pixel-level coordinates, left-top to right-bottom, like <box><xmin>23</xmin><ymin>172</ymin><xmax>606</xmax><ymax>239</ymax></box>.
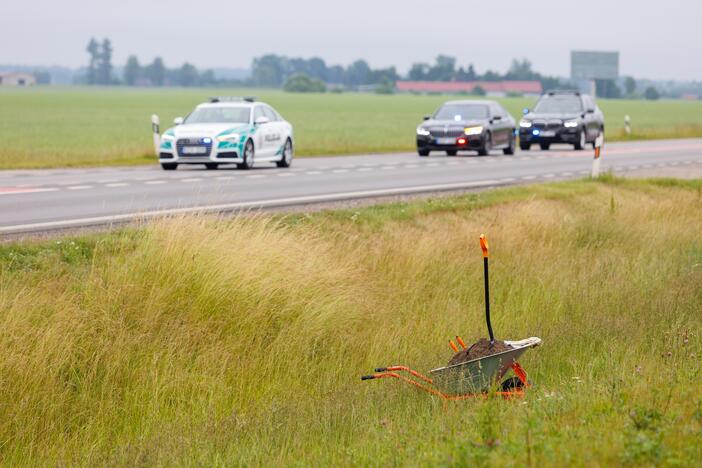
<box><xmin>447</xmin><ymin>338</ymin><xmax>513</xmax><ymax>366</ymax></box>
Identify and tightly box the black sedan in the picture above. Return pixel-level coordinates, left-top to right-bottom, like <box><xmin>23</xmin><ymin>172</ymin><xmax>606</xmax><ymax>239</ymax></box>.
<box><xmin>518</xmin><ymin>90</ymin><xmax>605</xmax><ymax>151</ymax></box>
<box><xmin>416</xmin><ymin>100</ymin><xmax>516</xmax><ymax>156</ymax></box>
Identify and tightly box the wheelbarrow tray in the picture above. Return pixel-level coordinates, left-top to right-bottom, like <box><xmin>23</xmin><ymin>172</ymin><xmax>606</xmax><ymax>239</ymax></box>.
<box><xmin>429</xmin><ymin>337</ymin><xmax>541</xmax><ymax>394</ymax></box>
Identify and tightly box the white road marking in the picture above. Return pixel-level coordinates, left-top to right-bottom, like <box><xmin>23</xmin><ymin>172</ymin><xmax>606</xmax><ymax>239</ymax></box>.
<box><xmin>67</xmin><ymin>185</ymin><xmax>93</xmax><ymax>190</ymax></box>
<box><xmin>182</xmin><ymin>178</ymin><xmax>203</xmax><ymax>182</ymax></box>
<box><xmin>277</xmin><ymin>173</ymin><xmax>295</xmax><ymax>177</ymax></box>
<box><xmin>0</xmin><ymin>187</ymin><xmax>59</xmax><ymax>196</ymax></box>
<box><xmin>542</xmin><ymin>174</ymin><xmax>555</xmax><ymax>178</ymax></box>
<box><xmin>216</xmin><ymin>176</ymin><xmax>235</xmax><ymax>181</ymax></box>
<box><xmin>404</xmin><ymin>164</ymin><xmax>419</xmax><ymax>168</ymax></box>
<box><xmin>305</xmin><ymin>171</ymin><xmax>322</xmax><ymax>175</ymax></box>
<box><xmin>561</xmin><ymin>172</ymin><xmax>574</xmax><ymax>176</ymax></box>
<box><xmin>145</xmin><ymin>180</ymin><xmax>166</xmax><ymax>185</ymax></box>
<box><xmin>522</xmin><ymin>175</ymin><xmax>536</xmax><ymax>180</ymax></box>
<box><xmin>500</xmin><ymin>178</ymin><xmax>516</xmax><ymax>183</ymax></box>
<box><xmin>0</xmin><ymin>179</ymin><xmax>502</xmax><ymax>234</ymax></box>
<box><xmin>246</xmin><ymin>174</ymin><xmax>266</xmax><ymax>179</ymax></box>
<box><xmin>426</xmin><ymin>163</ymin><xmax>439</xmax><ymax>167</ymax></box>
<box><xmin>332</xmin><ymin>169</ymin><xmax>349</xmax><ymax>173</ymax></box>
<box><xmin>106</xmin><ymin>183</ymin><xmax>129</xmax><ymax>188</ymax></box>
<box><xmin>357</xmin><ymin>167</ymin><xmax>372</xmax><ymax>172</ymax></box>
<box><xmin>380</xmin><ymin>166</ymin><xmax>396</xmax><ymax>170</ymax></box>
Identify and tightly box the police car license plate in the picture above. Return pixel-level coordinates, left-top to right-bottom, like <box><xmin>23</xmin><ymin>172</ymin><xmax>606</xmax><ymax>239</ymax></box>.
<box><xmin>540</xmin><ymin>131</ymin><xmax>556</xmax><ymax>137</ymax></box>
<box><xmin>436</xmin><ymin>137</ymin><xmax>455</xmax><ymax>145</ymax></box>
<box><xmin>182</xmin><ymin>146</ymin><xmax>207</xmax><ymax>154</ymax></box>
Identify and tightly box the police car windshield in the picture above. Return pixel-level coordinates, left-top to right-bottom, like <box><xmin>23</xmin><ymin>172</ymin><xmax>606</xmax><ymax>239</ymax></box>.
<box><xmin>185</xmin><ymin>106</ymin><xmax>250</xmax><ymax>124</ymax></box>
<box><xmin>533</xmin><ymin>96</ymin><xmax>583</xmax><ymax>114</ymax></box>
<box><xmin>434</xmin><ymin>104</ymin><xmax>488</xmax><ymax>121</ymax></box>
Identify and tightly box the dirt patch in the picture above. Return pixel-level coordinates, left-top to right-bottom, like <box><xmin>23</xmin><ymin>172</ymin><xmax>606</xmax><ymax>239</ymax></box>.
<box><xmin>447</xmin><ymin>338</ymin><xmax>513</xmax><ymax>366</ymax></box>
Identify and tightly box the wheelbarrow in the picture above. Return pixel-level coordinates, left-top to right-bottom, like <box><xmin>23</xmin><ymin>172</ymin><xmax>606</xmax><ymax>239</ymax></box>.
<box><xmin>361</xmin><ymin>337</ymin><xmax>541</xmax><ymax>400</ymax></box>
<box><xmin>361</xmin><ymin>234</ymin><xmax>542</xmax><ymax>400</ymax></box>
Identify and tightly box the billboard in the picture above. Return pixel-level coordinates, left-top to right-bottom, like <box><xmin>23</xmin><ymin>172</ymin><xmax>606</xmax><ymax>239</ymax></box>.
<box><xmin>571</xmin><ymin>51</ymin><xmax>619</xmax><ymax>80</ymax></box>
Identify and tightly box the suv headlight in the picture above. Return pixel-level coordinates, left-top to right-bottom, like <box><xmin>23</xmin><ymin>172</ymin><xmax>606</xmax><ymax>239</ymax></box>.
<box><xmin>564</xmin><ymin>120</ymin><xmax>579</xmax><ymax>128</ymax></box>
<box><xmin>161</xmin><ymin>134</ymin><xmax>175</xmax><ymax>141</ymax></box>
<box><xmin>217</xmin><ymin>133</ymin><xmax>241</xmax><ymax>142</ymax></box>
<box><xmin>464</xmin><ymin>126</ymin><xmax>483</xmax><ymax>136</ymax></box>
<box><xmin>519</xmin><ymin>120</ymin><xmax>532</xmax><ymax>128</ymax></box>
<box><xmin>416</xmin><ymin>127</ymin><xmax>430</xmax><ymax>136</ymax></box>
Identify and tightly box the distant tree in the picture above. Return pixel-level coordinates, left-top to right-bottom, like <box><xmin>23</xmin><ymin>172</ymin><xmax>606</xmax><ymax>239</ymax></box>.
<box><xmin>427</xmin><ymin>55</ymin><xmax>456</xmax><ymax>81</ymax></box>
<box><xmin>506</xmin><ymin>58</ymin><xmax>537</xmax><ymax>80</ymax></box>
<box><xmin>177</xmin><ymin>63</ymin><xmax>199</xmax><ymax>87</ymax></box>
<box><xmin>466</xmin><ymin>64</ymin><xmax>477</xmax><ymax>81</ymax></box>
<box><xmin>481</xmin><ymin>70</ymin><xmax>501</xmax><ymax>82</ymax></box>
<box><xmin>86</xmin><ymin>38</ymin><xmax>100</xmax><ymax>85</ymax></box>
<box><xmin>595</xmin><ymin>79</ymin><xmax>621</xmax><ymax>98</ymax></box>
<box><xmin>644</xmin><ymin>86</ymin><xmax>660</xmax><ymax>100</ymax></box>
<box><xmin>408</xmin><ymin>63</ymin><xmax>429</xmax><ymax>81</ymax></box>
<box><xmin>624</xmin><ymin>76</ymin><xmax>637</xmax><ymax>96</ymax></box>
<box><xmin>145</xmin><ymin>57</ymin><xmax>165</xmax><ymax>86</ymax></box>
<box><xmin>251</xmin><ymin>54</ymin><xmax>287</xmax><ymax>87</ymax></box>
<box><xmin>124</xmin><ymin>55</ymin><xmax>141</xmax><ymax>86</ymax></box>
<box><xmin>199</xmin><ymin>69</ymin><xmax>217</xmax><ymax>86</ymax></box>
<box><xmin>97</xmin><ymin>38</ymin><xmax>113</xmax><ymax>85</ymax></box>
<box><xmin>344</xmin><ymin>59</ymin><xmax>372</xmax><ymax>86</ymax></box>
<box><xmin>284</xmin><ymin>73</ymin><xmax>326</xmax><ymax>93</ymax></box>
<box><xmin>472</xmin><ymin>85</ymin><xmax>486</xmax><ymax>96</ymax></box>
<box><xmin>306</xmin><ymin>57</ymin><xmax>328</xmax><ymax>81</ymax></box>
<box><xmin>326</xmin><ymin>65</ymin><xmax>345</xmax><ymax>84</ymax></box>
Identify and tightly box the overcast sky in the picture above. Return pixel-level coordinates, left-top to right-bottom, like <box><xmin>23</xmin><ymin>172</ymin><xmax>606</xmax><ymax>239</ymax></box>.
<box><xmin>2</xmin><ymin>0</ymin><xmax>701</xmax><ymax>80</ymax></box>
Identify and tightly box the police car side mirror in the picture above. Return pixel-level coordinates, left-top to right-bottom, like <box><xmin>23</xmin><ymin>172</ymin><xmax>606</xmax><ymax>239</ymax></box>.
<box><xmin>586</xmin><ymin>108</ymin><xmax>595</xmax><ymax>114</ymax></box>
<box><xmin>254</xmin><ymin>116</ymin><xmax>270</xmax><ymax>125</ymax></box>
<box><xmin>423</xmin><ymin>115</ymin><xmax>431</xmax><ymax>121</ymax></box>
<box><xmin>173</xmin><ymin>117</ymin><xmax>184</xmax><ymax>125</ymax></box>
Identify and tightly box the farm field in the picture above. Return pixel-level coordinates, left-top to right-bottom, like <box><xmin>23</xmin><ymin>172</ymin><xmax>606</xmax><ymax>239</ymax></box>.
<box><xmin>1</xmin><ymin>177</ymin><xmax>701</xmax><ymax>465</ymax></box>
<box><xmin>2</xmin><ymin>86</ymin><xmax>702</xmax><ymax>169</ymax></box>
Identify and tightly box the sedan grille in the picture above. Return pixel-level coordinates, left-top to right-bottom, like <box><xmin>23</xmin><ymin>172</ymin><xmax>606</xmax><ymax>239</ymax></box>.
<box><xmin>176</xmin><ymin>137</ymin><xmax>212</xmax><ymax>157</ymax></box>
<box><xmin>428</xmin><ymin>126</ymin><xmax>465</xmax><ymax>138</ymax></box>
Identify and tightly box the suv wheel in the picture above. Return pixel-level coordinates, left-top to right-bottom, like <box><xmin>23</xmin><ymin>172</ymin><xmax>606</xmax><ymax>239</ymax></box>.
<box><xmin>539</xmin><ymin>142</ymin><xmax>551</xmax><ymax>150</ymax></box>
<box><xmin>418</xmin><ymin>149</ymin><xmax>430</xmax><ymax>157</ymax></box>
<box><xmin>519</xmin><ymin>141</ymin><xmax>531</xmax><ymax>151</ymax></box>
<box><xmin>161</xmin><ymin>163</ymin><xmax>178</xmax><ymax>170</ymax></box>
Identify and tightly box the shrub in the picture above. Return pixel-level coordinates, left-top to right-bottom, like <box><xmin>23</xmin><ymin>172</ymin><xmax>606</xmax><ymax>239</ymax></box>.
<box><xmin>283</xmin><ymin>73</ymin><xmax>326</xmax><ymax>93</ymax></box>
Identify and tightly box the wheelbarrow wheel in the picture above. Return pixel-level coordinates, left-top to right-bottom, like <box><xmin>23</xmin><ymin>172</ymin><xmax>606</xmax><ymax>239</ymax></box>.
<box><xmin>501</xmin><ymin>376</ymin><xmax>528</xmax><ymax>392</ymax></box>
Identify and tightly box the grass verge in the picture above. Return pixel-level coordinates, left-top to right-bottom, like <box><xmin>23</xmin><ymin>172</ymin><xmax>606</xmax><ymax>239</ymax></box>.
<box><xmin>1</xmin><ymin>177</ymin><xmax>701</xmax><ymax>465</ymax></box>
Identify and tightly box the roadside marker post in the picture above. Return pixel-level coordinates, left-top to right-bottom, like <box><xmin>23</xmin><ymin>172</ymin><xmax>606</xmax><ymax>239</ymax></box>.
<box><xmin>591</xmin><ymin>132</ymin><xmax>604</xmax><ymax>178</ymax></box>
<box><xmin>624</xmin><ymin>115</ymin><xmax>631</xmax><ymax>136</ymax></box>
<box><xmin>151</xmin><ymin>114</ymin><xmax>160</xmax><ymax>156</ymax></box>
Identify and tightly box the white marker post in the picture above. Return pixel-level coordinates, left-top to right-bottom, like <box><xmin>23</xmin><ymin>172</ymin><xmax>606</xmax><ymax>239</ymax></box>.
<box><xmin>591</xmin><ymin>132</ymin><xmax>604</xmax><ymax>178</ymax></box>
<box><xmin>151</xmin><ymin>114</ymin><xmax>161</xmax><ymax>156</ymax></box>
<box><xmin>624</xmin><ymin>114</ymin><xmax>631</xmax><ymax>136</ymax></box>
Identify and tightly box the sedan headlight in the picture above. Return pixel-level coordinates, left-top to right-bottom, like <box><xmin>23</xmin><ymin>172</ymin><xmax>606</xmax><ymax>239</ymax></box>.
<box><xmin>216</xmin><ymin>133</ymin><xmax>241</xmax><ymax>142</ymax></box>
<box><xmin>519</xmin><ymin>120</ymin><xmax>532</xmax><ymax>128</ymax></box>
<box><xmin>416</xmin><ymin>127</ymin><xmax>430</xmax><ymax>136</ymax></box>
<box><xmin>464</xmin><ymin>126</ymin><xmax>484</xmax><ymax>136</ymax></box>
<box><xmin>564</xmin><ymin>120</ymin><xmax>579</xmax><ymax>128</ymax></box>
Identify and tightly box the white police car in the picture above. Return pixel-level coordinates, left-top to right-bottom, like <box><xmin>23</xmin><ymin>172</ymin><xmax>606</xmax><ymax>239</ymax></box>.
<box><xmin>157</xmin><ymin>97</ymin><xmax>294</xmax><ymax>170</ymax></box>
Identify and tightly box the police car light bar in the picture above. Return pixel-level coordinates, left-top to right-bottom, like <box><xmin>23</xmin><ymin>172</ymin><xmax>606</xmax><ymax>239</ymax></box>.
<box><xmin>209</xmin><ymin>96</ymin><xmax>257</xmax><ymax>103</ymax></box>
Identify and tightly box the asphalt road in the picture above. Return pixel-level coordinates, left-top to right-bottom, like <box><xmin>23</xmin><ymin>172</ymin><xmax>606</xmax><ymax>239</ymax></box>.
<box><xmin>2</xmin><ymin>138</ymin><xmax>701</xmax><ymax>235</ymax></box>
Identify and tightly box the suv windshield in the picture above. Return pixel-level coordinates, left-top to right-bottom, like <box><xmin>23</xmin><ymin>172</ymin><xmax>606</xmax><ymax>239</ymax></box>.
<box><xmin>434</xmin><ymin>104</ymin><xmax>488</xmax><ymax>121</ymax></box>
<box><xmin>533</xmin><ymin>95</ymin><xmax>583</xmax><ymax>114</ymax></box>
<box><xmin>185</xmin><ymin>106</ymin><xmax>251</xmax><ymax>124</ymax></box>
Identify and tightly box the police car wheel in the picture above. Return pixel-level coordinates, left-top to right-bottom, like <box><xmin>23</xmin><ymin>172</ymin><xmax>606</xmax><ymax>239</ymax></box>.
<box><xmin>161</xmin><ymin>163</ymin><xmax>178</xmax><ymax>170</ymax></box>
<box><xmin>205</xmin><ymin>163</ymin><xmax>219</xmax><ymax>170</ymax></box>
<box><xmin>276</xmin><ymin>138</ymin><xmax>293</xmax><ymax>168</ymax></box>
<box><xmin>238</xmin><ymin>140</ymin><xmax>255</xmax><ymax>170</ymax></box>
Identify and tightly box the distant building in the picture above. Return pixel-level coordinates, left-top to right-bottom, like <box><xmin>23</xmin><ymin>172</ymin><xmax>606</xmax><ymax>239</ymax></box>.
<box><xmin>0</xmin><ymin>72</ymin><xmax>36</xmax><ymax>86</ymax></box>
<box><xmin>396</xmin><ymin>80</ymin><xmax>542</xmax><ymax>97</ymax></box>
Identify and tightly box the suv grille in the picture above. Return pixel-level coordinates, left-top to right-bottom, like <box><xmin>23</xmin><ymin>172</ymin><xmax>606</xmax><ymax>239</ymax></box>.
<box><xmin>532</xmin><ymin>119</ymin><xmax>563</xmax><ymax>130</ymax></box>
<box><xmin>176</xmin><ymin>137</ymin><xmax>213</xmax><ymax>157</ymax></box>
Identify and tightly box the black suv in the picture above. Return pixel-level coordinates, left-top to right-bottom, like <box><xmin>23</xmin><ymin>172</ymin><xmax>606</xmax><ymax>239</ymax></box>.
<box><xmin>518</xmin><ymin>91</ymin><xmax>604</xmax><ymax>151</ymax></box>
<box><xmin>416</xmin><ymin>100</ymin><xmax>516</xmax><ymax>156</ymax></box>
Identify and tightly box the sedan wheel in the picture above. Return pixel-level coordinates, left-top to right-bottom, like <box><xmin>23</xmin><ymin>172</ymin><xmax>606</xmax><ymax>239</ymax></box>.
<box><xmin>276</xmin><ymin>139</ymin><xmax>293</xmax><ymax>168</ymax></box>
<box><xmin>574</xmin><ymin>129</ymin><xmax>586</xmax><ymax>150</ymax></box>
<box><xmin>478</xmin><ymin>133</ymin><xmax>492</xmax><ymax>156</ymax></box>
<box><xmin>238</xmin><ymin>140</ymin><xmax>255</xmax><ymax>170</ymax></box>
<box><xmin>503</xmin><ymin>133</ymin><xmax>516</xmax><ymax>155</ymax></box>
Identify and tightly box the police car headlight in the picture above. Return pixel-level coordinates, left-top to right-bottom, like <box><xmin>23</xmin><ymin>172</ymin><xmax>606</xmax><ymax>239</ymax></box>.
<box><xmin>564</xmin><ymin>120</ymin><xmax>579</xmax><ymax>128</ymax></box>
<box><xmin>161</xmin><ymin>134</ymin><xmax>175</xmax><ymax>141</ymax></box>
<box><xmin>416</xmin><ymin>127</ymin><xmax>430</xmax><ymax>136</ymax></box>
<box><xmin>464</xmin><ymin>126</ymin><xmax>484</xmax><ymax>135</ymax></box>
<box><xmin>217</xmin><ymin>133</ymin><xmax>241</xmax><ymax>142</ymax></box>
<box><xmin>519</xmin><ymin>120</ymin><xmax>532</xmax><ymax>128</ymax></box>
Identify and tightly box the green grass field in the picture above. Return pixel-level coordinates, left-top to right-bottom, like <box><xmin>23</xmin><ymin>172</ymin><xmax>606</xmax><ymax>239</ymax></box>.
<box><xmin>1</xmin><ymin>177</ymin><xmax>701</xmax><ymax>465</ymax></box>
<box><xmin>2</xmin><ymin>86</ymin><xmax>702</xmax><ymax>169</ymax></box>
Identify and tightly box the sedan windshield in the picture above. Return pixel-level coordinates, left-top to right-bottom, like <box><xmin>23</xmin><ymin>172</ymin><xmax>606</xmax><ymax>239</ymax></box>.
<box><xmin>533</xmin><ymin>96</ymin><xmax>583</xmax><ymax>114</ymax></box>
<box><xmin>434</xmin><ymin>104</ymin><xmax>488</xmax><ymax>121</ymax></box>
<box><xmin>185</xmin><ymin>106</ymin><xmax>251</xmax><ymax>124</ymax></box>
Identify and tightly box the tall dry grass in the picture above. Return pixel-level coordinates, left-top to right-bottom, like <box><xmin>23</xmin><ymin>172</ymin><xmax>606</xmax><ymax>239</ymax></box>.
<box><xmin>1</xmin><ymin>178</ymin><xmax>701</xmax><ymax>465</ymax></box>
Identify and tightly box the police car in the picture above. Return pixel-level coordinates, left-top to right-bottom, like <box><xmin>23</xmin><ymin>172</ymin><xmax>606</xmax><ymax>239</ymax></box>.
<box><xmin>157</xmin><ymin>97</ymin><xmax>294</xmax><ymax>170</ymax></box>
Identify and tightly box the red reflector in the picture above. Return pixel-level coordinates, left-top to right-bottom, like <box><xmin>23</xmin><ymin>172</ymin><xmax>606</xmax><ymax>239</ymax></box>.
<box><xmin>457</xmin><ymin>138</ymin><xmax>467</xmax><ymax>145</ymax></box>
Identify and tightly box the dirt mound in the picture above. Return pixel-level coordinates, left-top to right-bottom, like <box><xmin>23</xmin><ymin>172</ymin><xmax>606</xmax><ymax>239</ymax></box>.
<box><xmin>447</xmin><ymin>338</ymin><xmax>513</xmax><ymax>366</ymax></box>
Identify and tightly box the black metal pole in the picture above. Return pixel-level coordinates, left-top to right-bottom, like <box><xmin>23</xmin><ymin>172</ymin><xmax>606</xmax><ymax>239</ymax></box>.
<box><xmin>483</xmin><ymin>256</ymin><xmax>494</xmax><ymax>343</ymax></box>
